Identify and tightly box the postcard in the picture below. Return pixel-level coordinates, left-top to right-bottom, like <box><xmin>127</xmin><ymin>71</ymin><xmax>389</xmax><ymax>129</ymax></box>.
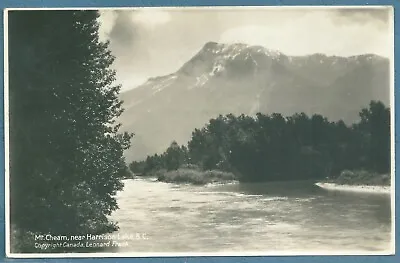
<box><xmin>4</xmin><ymin>6</ymin><xmax>395</xmax><ymax>257</ymax></box>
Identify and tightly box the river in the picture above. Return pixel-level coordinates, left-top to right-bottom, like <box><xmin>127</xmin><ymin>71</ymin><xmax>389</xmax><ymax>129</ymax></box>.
<box><xmin>108</xmin><ymin>178</ymin><xmax>392</xmax><ymax>255</ymax></box>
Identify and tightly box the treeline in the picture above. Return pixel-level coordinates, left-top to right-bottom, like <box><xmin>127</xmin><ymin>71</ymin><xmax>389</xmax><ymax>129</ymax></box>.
<box><xmin>130</xmin><ymin>101</ymin><xmax>390</xmax><ymax>182</ymax></box>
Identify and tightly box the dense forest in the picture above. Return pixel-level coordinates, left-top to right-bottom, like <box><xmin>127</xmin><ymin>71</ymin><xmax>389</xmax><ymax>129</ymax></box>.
<box><xmin>130</xmin><ymin>101</ymin><xmax>390</xmax><ymax>183</ymax></box>
<box><xmin>8</xmin><ymin>11</ymin><xmax>132</xmax><ymax>252</ymax></box>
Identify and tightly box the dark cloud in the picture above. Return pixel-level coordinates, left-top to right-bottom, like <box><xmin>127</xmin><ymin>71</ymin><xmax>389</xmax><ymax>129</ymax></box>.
<box><xmin>108</xmin><ymin>11</ymin><xmax>139</xmax><ymax>55</ymax></box>
<box><xmin>335</xmin><ymin>7</ymin><xmax>391</xmax><ymax>24</ymax></box>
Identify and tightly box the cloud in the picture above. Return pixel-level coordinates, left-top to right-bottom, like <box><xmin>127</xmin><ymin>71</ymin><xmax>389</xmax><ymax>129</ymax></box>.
<box><xmin>97</xmin><ymin>7</ymin><xmax>392</xmax><ymax>91</ymax></box>
<box><xmin>98</xmin><ymin>9</ymin><xmax>172</xmax><ymax>42</ymax></box>
<box><xmin>108</xmin><ymin>11</ymin><xmax>139</xmax><ymax>51</ymax></box>
<box><xmin>132</xmin><ymin>9</ymin><xmax>171</xmax><ymax>28</ymax></box>
<box><xmin>219</xmin><ymin>10</ymin><xmax>391</xmax><ymax>57</ymax></box>
<box><xmin>98</xmin><ymin>10</ymin><xmax>117</xmax><ymax>42</ymax></box>
<box><xmin>335</xmin><ymin>7</ymin><xmax>391</xmax><ymax>23</ymax></box>
<box><xmin>98</xmin><ymin>10</ymin><xmax>151</xmax><ymax>89</ymax></box>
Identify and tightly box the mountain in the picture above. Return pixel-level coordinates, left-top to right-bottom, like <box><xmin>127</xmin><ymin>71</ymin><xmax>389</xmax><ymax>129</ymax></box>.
<box><xmin>119</xmin><ymin>42</ymin><xmax>390</xmax><ymax>161</ymax></box>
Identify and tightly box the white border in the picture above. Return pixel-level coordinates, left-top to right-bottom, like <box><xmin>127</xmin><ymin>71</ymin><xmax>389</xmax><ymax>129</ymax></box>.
<box><xmin>2</xmin><ymin>5</ymin><xmax>395</xmax><ymax>11</ymax></box>
<box><xmin>3</xmin><ymin>5</ymin><xmax>396</xmax><ymax>258</ymax></box>
<box><xmin>389</xmin><ymin>5</ymin><xmax>396</xmax><ymax>255</ymax></box>
<box><xmin>4</xmin><ymin>8</ymin><xmax>11</xmax><ymax>258</ymax></box>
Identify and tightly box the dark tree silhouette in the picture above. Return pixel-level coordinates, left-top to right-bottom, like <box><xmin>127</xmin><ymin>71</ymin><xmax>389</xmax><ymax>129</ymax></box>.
<box><xmin>356</xmin><ymin>101</ymin><xmax>390</xmax><ymax>173</ymax></box>
<box><xmin>9</xmin><ymin>10</ymin><xmax>133</xmax><ymax>244</ymax></box>
<box><xmin>131</xmin><ymin>101</ymin><xmax>390</xmax><ymax>183</ymax></box>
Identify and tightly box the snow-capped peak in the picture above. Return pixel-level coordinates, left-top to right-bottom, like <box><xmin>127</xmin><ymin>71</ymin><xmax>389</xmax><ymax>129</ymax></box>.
<box><xmin>179</xmin><ymin>42</ymin><xmax>286</xmax><ymax>89</ymax></box>
<box><xmin>201</xmin><ymin>42</ymin><xmax>283</xmax><ymax>60</ymax></box>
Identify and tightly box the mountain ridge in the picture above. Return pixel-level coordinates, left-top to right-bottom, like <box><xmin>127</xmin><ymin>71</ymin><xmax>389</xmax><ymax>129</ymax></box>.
<box><xmin>118</xmin><ymin>42</ymin><xmax>390</xmax><ymax>161</ymax></box>
<box><xmin>121</xmin><ymin>42</ymin><xmax>388</xmax><ymax>93</ymax></box>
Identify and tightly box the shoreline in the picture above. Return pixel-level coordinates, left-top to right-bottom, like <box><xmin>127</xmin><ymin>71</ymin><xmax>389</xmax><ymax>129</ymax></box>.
<box><xmin>128</xmin><ymin>177</ymin><xmax>391</xmax><ymax>195</ymax></box>
<box><xmin>315</xmin><ymin>182</ymin><xmax>391</xmax><ymax>194</ymax></box>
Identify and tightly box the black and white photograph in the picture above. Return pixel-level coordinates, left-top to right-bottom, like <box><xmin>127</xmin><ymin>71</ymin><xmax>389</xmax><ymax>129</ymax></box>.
<box><xmin>5</xmin><ymin>6</ymin><xmax>394</xmax><ymax>257</ymax></box>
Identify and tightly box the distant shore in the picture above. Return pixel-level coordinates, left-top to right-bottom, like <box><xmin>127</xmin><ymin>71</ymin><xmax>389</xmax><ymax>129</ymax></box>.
<box><xmin>315</xmin><ymin>169</ymin><xmax>391</xmax><ymax>194</ymax></box>
<box><xmin>151</xmin><ymin>167</ymin><xmax>237</xmax><ymax>185</ymax></box>
<box><xmin>315</xmin><ymin>182</ymin><xmax>391</xmax><ymax>194</ymax></box>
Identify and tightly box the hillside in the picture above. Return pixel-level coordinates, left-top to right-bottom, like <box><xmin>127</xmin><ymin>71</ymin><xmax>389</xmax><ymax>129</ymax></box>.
<box><xmin>118</xmin><ymin>42</ymin><xmax>390</xmax><ymax>161</ymax></box>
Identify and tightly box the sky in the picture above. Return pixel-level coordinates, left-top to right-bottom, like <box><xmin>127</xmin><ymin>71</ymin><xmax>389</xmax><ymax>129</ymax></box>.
<box><xmin>97</xmin><ymin>7</ymin><xmax>393</xmax><ymax>91</ymax></box>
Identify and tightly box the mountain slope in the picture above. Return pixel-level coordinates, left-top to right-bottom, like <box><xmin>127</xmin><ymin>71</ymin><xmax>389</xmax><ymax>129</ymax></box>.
<box><xmin>119</xmin><ymin>42</ymin><xmax>390</xmax><ymax>161</ymax></box>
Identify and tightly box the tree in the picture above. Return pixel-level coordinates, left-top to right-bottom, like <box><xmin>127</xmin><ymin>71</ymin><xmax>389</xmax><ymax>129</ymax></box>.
<box><xmin>356</xmin><ymin>101</ymin><xmax>390</xmax><ymax>173</ymax></box>
<box><xmin>164</xmin><ymin>141</ymin><xmax>186</xmax><ymax>171</ymax></box>
<box><xmin>130</xmin><ymin>100</ymin><xmax>390</xmax><ymax>184</ymax></box>
<box><xmin>8</xmin><ymin>10</ymin><xmax>133</xmax><ymax>242</ymax></box>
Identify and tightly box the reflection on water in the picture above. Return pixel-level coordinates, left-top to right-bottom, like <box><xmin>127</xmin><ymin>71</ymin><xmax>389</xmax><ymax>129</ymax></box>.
<box><xmin>109</xmin><ymin>178</ymin><xmax>392</xmax><ymax>254</ymax></box>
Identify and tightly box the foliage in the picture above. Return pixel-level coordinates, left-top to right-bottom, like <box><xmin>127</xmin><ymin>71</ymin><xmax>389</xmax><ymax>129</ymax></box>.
<box><xmin>329</xmin><ymin>170</ymin><xmax>390</xmax><ymax>186</ymax></box>
<box><xmin>129</xmin><ymin>141</ymin><xmax>188</xmax><ymax>174</ymax></box>
<box><xmin>8</xmin><ymin>9</ymin><xmax>133</xmax><ymax>245</ymax></box>
<box><xmin>356</xmin><ymin>101</ymin><xmax>391</xmax><ymax>173</ymax></box>
<box><xmin>131</xmin><ymin>101</ymin><xmax>390</xmax><ymax>183</ymax></box>
<box><xmin>157</xmin><ymin>168</ymin><xmax>236</xmax><ymax>185</ymax></box>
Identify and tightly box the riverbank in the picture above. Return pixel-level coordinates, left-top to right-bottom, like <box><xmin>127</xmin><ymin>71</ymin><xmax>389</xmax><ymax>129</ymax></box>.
<box><xmin>154</xmin><ymin>168</ymin><xmax>237</xmax><ymax>185</ymax></box>
<box><xmin>315</xmin><ymin>170</ymin><xmax>391</xmax><ymax>194</ymax></box>
<box><xmin>328</xmin><ymin>170</ymin><xmax>390</xmax><ymax>186</ymax></box>
<box><xmin>315</xmin><ymin>182</ymin><xmax>391</xmax><ymax>194</ymax></box>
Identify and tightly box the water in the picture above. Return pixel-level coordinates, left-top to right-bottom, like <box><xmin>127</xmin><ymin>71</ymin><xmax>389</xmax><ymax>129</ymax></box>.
<box><xmin>109</xmin><ymin>178</ymin><xmax>392</xmax><ymax>254</ymax></box>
